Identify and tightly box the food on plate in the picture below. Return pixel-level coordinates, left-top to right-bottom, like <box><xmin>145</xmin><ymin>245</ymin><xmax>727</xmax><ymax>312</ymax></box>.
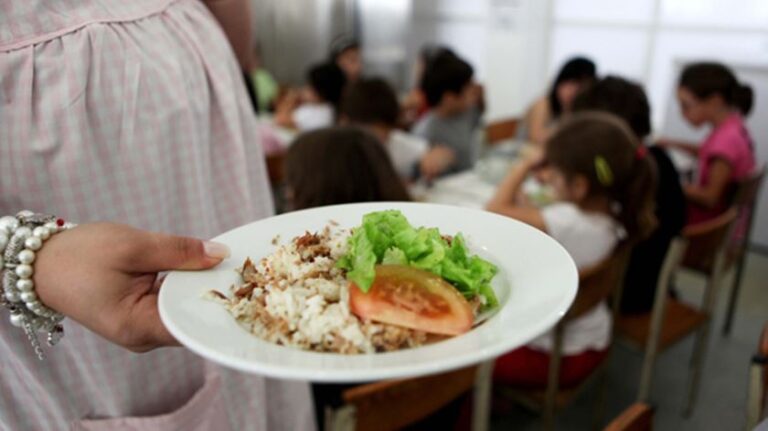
<box><xmin>209</xmin><ymin>210</ymin><xmax>499</xmax><ymax>354</ymax></box>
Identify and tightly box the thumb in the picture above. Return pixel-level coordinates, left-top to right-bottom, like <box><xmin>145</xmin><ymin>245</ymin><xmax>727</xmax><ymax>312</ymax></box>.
<box><xmin>133</xmin><ymin>231</ymin><xmax>231</xmax><ymax>272</ymax></box>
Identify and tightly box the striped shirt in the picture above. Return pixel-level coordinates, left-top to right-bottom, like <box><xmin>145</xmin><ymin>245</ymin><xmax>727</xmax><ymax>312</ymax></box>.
<box><xmin>0</xmin><ymin>1</ymin><xmax>314</xmax><ymax>429</ymax></box>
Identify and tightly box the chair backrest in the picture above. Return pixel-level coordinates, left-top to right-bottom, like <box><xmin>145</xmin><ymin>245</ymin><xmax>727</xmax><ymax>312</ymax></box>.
<box><xmin>727</xmin><ymin>166</ymin><xmax>766</xmax><ymax>262</ymax></box>
<box><xmin>681</xmin><ymin>208</ymin><xmax>739</xmax><ymax>274</ymax></box>
<box><xmin>565</xmin><ymin>244</ymin><xmax>632</xmax><ymax>322</ymax></box>
<box><xmin>485</xmin><ymin>117</ymin><xmax>520</xmax><ymax>145</ymax></box>
<box><xmin>732</xmin><ymin>166</ymin><xmax>766</xmax><ymax>209</ymax></box>
<box><xmin>747</xmin><ymin>323</ymin><xmax>768</xmax><ymax>430</ymax></box>
<box><xmin>603</xmin><ymin>403</ymin><xmax>654</xmax><ymax>431</ymax></box>
<box><xmin>340</xmin><ymin>366</ymin><xmax>477</xmax><ymax>431</ymax></box>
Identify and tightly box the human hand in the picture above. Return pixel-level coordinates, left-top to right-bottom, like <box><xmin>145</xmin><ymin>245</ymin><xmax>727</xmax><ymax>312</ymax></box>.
<box><xmin>33</xmin><ymin>223</ymin><xmax>229</xmax><ymax>352</ymax></box>
<box><xmin>420</xmin><ymin>145</ymin><xmax>456</xmax><ymax>180</ymax></box>
<box><xmin>274</xmin><ymin>89</ymin><xmax>300</xmax><ymax>128</ymax></box>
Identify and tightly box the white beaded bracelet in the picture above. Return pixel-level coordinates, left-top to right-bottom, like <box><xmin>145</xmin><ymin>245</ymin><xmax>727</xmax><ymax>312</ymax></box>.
<box><xmin>0</xmin><ymin>211</ymin><xmax>75</xmax><ymax>360</ymax></box>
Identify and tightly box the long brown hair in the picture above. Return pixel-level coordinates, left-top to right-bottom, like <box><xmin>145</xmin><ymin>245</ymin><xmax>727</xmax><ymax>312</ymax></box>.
<box><xmin>545</xmin><ymin>112</ymin><xmax>657</xmax><ymax>241</ymax></box>
<box><xmin>285</xmin><ymin>126</ymin><xmax>411</xmax><ymax>210</ymax></box>
<box><xmin>679</xmin><ymin>62</ymin><xmax>753</xmax><ymax>116</ymax></box>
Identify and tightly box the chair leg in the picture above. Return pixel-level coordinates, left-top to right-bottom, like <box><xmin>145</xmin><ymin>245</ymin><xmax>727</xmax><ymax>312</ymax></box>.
<box><xmin>684</xmin><ymin>261</ymin><xmax>722</xmax><ymax>418</ymax></box>
<box><xmin>543</xmin><ymin>324</ymin><xmax>564</xmax><ymax>431</ymax></box>
<box><xmin>684</xmin><ymin>319</ymin><xmax>711</xmax><ymax>417</ymax></box>
<box><xmin>639</xmin><ymin>238</ymin><xmax>685</xmax><ymax>402</ymax></box>
<box><xmin>722</xmin><ymin>251</ymin><xmax>748</xmax><ymax>336</ymax></box>
<box><xmin>472</xmin><ymin>360</ymin><xmax>494</xmax><ymax>431</ymax></box>
<box><xmin>591</xmin><ymin>370</ymin><xmax>608</xmax><ymax>431</ymax></box>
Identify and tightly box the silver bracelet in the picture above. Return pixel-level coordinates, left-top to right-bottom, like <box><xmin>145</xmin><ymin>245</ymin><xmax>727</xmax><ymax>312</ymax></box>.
<box><xmin>0</xmin><ymin>211</ymin><xmax>75</xmax><ymax>360</ymax></box>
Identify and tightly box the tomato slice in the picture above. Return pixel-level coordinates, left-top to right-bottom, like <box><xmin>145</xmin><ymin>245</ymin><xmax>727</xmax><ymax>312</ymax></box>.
<box><xmin>349</xmin><ymin>265</ymin><xmax>474</xmax><ymax>336</ymax></box>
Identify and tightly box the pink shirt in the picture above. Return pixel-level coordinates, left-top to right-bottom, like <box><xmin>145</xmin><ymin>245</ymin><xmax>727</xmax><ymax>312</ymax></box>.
<box><xmin>688</xmin><ymin>113</ymin><xmax>756</xmax><ymax>224</ymax></box>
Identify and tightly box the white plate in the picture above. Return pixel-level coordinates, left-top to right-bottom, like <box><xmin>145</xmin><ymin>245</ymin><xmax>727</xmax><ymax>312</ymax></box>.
<box><xmin>159</xmin><ymin>202</ymin><xmax>577</xmax><ymax>382</ymax></box>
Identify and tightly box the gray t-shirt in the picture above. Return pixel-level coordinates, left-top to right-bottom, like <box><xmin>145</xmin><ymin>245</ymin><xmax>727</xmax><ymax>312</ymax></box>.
<box><xmin>412</xmin><ymin>107</ymin><xmax>482</xmax><ymax>172</ymax></box>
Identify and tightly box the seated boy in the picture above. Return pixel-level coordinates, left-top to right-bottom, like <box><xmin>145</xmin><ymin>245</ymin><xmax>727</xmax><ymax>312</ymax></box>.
<box><xmin>340</xmin><ymin>77</ymin><xmax>455</xmax><ymax>181</ymax></box>
<box><xmin>412</xmin><ymin>53</ymin><xmax>483</xmax><ymax>173</ymax></box>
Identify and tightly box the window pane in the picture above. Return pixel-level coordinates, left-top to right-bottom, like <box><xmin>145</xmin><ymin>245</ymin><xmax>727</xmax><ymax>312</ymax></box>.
<box><xmin>554</xmin><ymin>0</ymin><xmax>654</xmax><ymax>24</ymax></box>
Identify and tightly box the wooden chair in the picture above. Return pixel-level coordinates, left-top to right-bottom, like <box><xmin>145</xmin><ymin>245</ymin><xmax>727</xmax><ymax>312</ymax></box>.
<box><xmin>746</xmin><ymin>322</ymin><xmax>768</xmax><ymax>430</ymax></box>
<box><xmin>497</xmin><ymin>245</ymin><xmax>632</xmax><ymax>430</ymax></box>
<box><xmin>265</xmin><ymin>151</ymin><xmax>286</xmax><ymax>184</ymax></box>
<box><xmin>722</xmin><ymin>166</ymin><xmax>766</xmax><ymax>335</ymax></box>
<box><xmin>615</xmin><ymin>208</ymin><xmax>739</xmax><ymax>417</ymax></box>
<box><xmin>485</xmin><ymin>117</ymin><xmax>520</xmax><ymax>145</ymax></box>
<box><xmin>603</xmin><ymin>403</ymin><xmax>654</xmax><ymax>431</ymax></box>
<box><xmin>324</xmin><ymin>363</ymin><xmax>492</xmax><ymax>431</ymax></box>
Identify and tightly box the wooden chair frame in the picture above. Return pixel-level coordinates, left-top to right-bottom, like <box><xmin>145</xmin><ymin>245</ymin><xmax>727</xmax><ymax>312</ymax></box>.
<box><xmin>603</xmin><ymin>403</ymin><xmax>654</xmax><ymax>431</ymax></box>
<box><xmin>485</xmin><ymin>117</ymin><xmax>520</xmax><ymax>145</ymax></box>
<box><xmin>722</xmin><ymin>166</ymin><xmax>766</xmax><ymax>335</ymax></box>
<box><xmin>617</xmin><ymin>208</ymin><xmax>738</xmax><ymax>417</ymax></box>
<box><xmin>325</xmin><ymin>362</ymin><xmax>494</xmax><ymax>431</ymax></box>
<box><xmin>746</xmin><ymin>323</ymin><xmax>768</xmax><ymax>430</ymax></box>
<box><xmin>498</xmin><ymin>245</ymin><xmax>633</xmax><ymax>430</ymax></box>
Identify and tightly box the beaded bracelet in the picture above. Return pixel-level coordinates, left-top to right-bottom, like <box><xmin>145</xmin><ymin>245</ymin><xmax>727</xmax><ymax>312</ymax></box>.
<box><xmin>0</xmin><ymin>211</ymin><xmax>75</xmax><ymax>360</ymax></box>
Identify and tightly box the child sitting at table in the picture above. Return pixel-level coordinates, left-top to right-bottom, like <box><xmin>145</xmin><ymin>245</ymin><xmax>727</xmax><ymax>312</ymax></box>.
<box><xmin>413</xmin><ymin>53</ymin><xmax>483</xmax><ymax>173</ymax></box>
<box><xmin>284</xmin><ymin>126</ymin><xmax>410</xmax><ymax>210</ymax></box>
<box><xmin>340</xmin><ymin>77</ymin><xmax>456</xmax><ymax>181</ymax></box>
<box><xmin>487</xmin><ymin>112</ymin><xmax>657</xmax><ymax>387</ymax></box>
<box><xmin>571</xmin><ymin>76</ymin><xmax>686</xmax><ymax>313</ymax></box>
<box><xmin>285</xmin><ymin>126</ymin><xmax>469</xmax><ymax>429</ymax></box>
<box><xmin>659</xmin><ymin>62</ymin><xmax>756</xmax><ymax>225</ymax></box>
<box><xmin>275</xmin><ymin>62</ymin><xmax>347</xmax><ymax>131</ymax></box>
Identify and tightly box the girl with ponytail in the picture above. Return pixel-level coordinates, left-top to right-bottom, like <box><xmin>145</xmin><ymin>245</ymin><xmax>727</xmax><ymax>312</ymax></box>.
<box><xmin>660</xmin><ymin>62</ymin><xmax>756</xmax><ymax>224</ymax></box>
<box><xmin>487</xmin><ymin>112</ymin><xmax>657</xmax><ymax>387</ymax></box>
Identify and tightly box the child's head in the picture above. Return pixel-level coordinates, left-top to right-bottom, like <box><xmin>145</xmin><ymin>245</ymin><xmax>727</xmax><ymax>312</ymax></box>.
<box><xmin>414</xmin><ymin>45</ymin><xmax>457</xmax><ymax>85</ymax></box>
<box><xmin>340</xmin><ymin>77</ymin><xmax>401</xmax><ymax>130</ymax></box>
<box><xmin>285</xmin><ymin>127</ymin><xmax>410</xmax><ymax>210</ymax></box>
<box><xmin>572</xmin><ymin>75</ymin><xmax>651</xmax><ymax>140</ymax></box>
<box><xmin>305</xmin><ymin>62</ymin><xmax>347</xmax><ymax>109</ymax></box>
<box><xmin>544</xmin><ymin>112</ymin><xmax>657</xmax><ymax>240</ymax></box>
<box><xmin>420</xmin><ymin>54</ymin><xmax>475</xmax><ymax>114</ymax></box>
<box><xmin>677</xmin><ymin>62</ymin><xmax>753</xmax><ymax>126</ymax></box>
<box><xmin>330</xmin><ymin>37</ymin><xmax>362</xmax><ymax>82</ymax></box>
<box><xmin>549</xmin><ymin>57</ymin><xmax>597</xmax><ymax>118</ymax></box>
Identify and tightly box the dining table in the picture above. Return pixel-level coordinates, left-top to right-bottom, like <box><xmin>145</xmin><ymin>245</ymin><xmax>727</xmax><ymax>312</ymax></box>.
<box><xmin>411</xmin><ymin>139</ymin><xmax>551</xmax><ymax>210</ymax></box>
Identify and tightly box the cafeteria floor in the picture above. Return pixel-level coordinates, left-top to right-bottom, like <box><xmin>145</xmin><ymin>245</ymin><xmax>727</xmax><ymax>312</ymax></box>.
<box><xmin>490</xmin><ymin>250</ymin><xmax>768</xmax><ymax>430</ymax></box>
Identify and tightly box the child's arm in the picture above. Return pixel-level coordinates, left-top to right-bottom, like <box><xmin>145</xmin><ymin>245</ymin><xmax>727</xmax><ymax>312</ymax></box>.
<box><xmin>526</xmin><ymin>98</ymin><xmax>552</xmax><ymax>146</ymax></box>
<box><xmin>656</xmin><ymin>138</ymin><xmax>700</xmax><ymax>157</ymax></box>
<box><xmin>486</xmin><ymin>157</ymin><xmax>547</xmax><ymax>232</ymax></box>
<box><xmin>684</xmin><ymin>158</ymin><xmax>733</xmax><ymax>209</ymax></box>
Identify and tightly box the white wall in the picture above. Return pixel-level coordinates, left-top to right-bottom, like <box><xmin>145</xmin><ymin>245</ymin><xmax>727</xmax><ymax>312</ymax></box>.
<box><xmin>408</xmin><ymin>0</ymin><xmax>551</xmax><ymax>122</ymax></box>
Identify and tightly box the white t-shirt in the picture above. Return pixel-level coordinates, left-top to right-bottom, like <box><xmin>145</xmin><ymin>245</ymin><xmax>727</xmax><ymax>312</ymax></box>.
<box><xmin>528</xmin><ymin>202</ymin><xmax>621</xmax><ymax>355</ymax></box>
<box><xmin>387</xmin><ymin>130</ymin><xmax>428</xmax><ymax>179</ymax></box>
<box><xmin>293</xmin><ymin>103</ymin><xmax>334</xmax><ymax>131</ymax></box>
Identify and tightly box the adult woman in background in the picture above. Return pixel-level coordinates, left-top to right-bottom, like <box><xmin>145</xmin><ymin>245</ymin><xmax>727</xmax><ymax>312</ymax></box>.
<box><xmin>0</xmin><ymin>0</ymin><xmax>313</xmax><ymax>429</ymax></box>
<box><xmin>520</xmin><ymin>57</ymin><xmax>597</xmax><ymax>145</ymax></box>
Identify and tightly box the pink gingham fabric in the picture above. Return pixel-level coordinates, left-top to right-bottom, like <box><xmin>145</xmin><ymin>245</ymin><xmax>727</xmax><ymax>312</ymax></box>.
<box><xmin>0</xmin><ymin>1</ymin><xmax>314</xmax><ymax>430</ymax></box>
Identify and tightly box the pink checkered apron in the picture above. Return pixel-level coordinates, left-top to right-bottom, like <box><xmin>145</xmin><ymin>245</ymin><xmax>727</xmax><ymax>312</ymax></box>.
<box><xmin>0</xmin><ymin>1</ymin><xmax>314</xmax><ymax>429</ymax></box>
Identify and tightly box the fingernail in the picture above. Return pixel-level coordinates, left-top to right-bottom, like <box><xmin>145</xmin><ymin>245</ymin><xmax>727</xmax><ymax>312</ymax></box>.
<box><xmin>203</xmin><ymin>241</ymin><xmax>230</xmax><ymax>259</ymax></box>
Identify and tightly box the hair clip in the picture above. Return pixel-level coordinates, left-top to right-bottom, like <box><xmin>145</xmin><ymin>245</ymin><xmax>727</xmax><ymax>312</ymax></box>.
<box><xmin>594</xmin><ymin>156</ymin><xmax>613</xmax><ymax>187</ymax></box>
<box><xmin>635</xmin><ymin>145</ymin><xmax>648</xmax><ymax>160</ymax></box>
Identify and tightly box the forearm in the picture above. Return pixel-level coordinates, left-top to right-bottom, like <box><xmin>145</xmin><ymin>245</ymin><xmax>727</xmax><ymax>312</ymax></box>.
<box><xmin>661</xmin><ymin>139</ymin><xmax>700</xmax><ymax>157</ymax></box>
<box><xmin>684</xmin><ymin>184</ymin><xmax>720</xmax><ymax>209</ymax></box>
<box><xmin>203</xmin><ymin>0</ymin><xmax>253</xmax><ymax>71</ymax></box>
<box><xmin>487</xmin><ymin>162</ymin><xmax>530</xmax><ymax>212</ymax></box>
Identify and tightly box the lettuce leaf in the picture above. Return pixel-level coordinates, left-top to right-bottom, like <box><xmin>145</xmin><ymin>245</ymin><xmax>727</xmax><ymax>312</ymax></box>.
<box><xmin>338</xmin><ymin>210</ymin><xmax>498</xmax><ymax>309</ymax></box>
